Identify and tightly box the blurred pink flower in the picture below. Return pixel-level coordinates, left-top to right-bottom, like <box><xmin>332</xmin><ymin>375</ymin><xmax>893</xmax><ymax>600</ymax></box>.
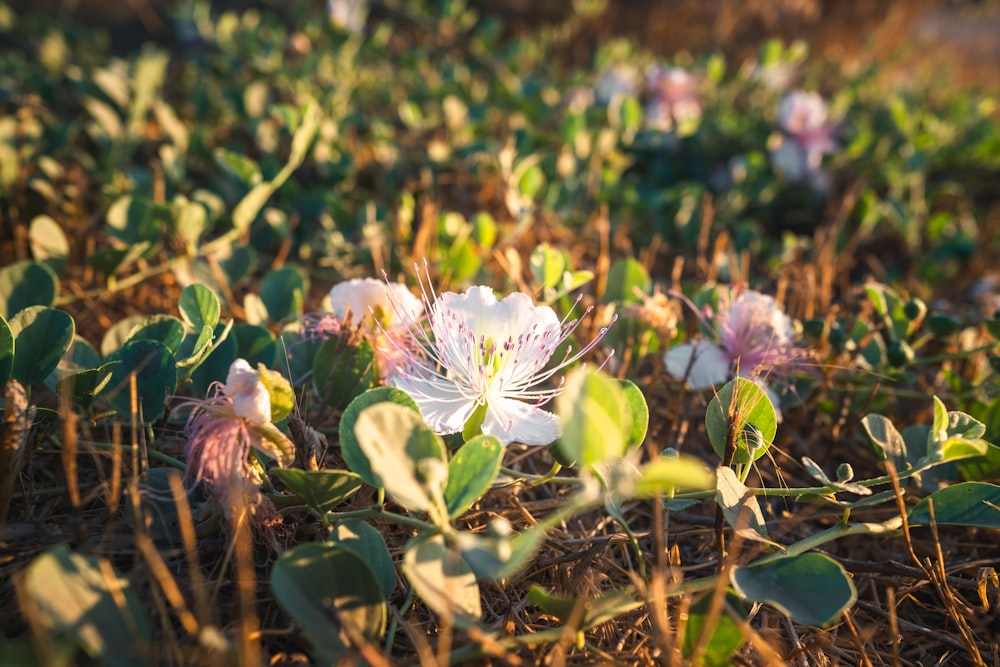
<box><xmin>771</xmin><ymin>91</ymin><xmax>839</xmax><ymax>190</ymax></box>
<box><xmin>384</xmin><ymin>269</ymin><xmax>614</xmax><ymax>446</ymax></box>
<box><xmin>177</xmin><ymin>359</ymin><xmax>294</xmax><ymax>506</ymax></box>
<box><xmin>664</xmin><ymin>289</ymin><xmax>807</xmax><ymax>414</ymax></box>
<box><xmin>644</xmin><ymin>65</ymin><xmax>702</xmax><ymax>133</ymax></box>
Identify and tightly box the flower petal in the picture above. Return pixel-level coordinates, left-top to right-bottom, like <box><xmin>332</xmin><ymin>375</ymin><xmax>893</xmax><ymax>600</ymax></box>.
<box><xmin>664</xmin><ymin>341</ymin><xmax>730</xmax><ymax>389</ymax></box>
<box><xmin>391</xmin><ymin>375</ymin><xmax>478</xmax><ymax>435</ymax></box>
<box><xmin>481</xmin><ymin>396</ymin><xmax>560</xmax><ymax>446</ymax></box>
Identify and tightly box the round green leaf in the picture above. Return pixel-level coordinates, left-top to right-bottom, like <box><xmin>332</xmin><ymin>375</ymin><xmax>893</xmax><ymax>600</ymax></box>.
<box><xmin>682</xmin><ymin>592</ymin><xmax>746</xmax><ymax>667</ymax></box>
<box><xmin>731</xmin><ymin>552</ymin><xmax>857</xmax><ymax>627</ymax></box>
<box><xmin>329</xmin><ymin>518</ymin><xmax>396</xmax><ymax>598</ymax></box>
<box><xmin>635</xmin><ymin>455</ymin><xmax>714</xmax><ymax>496</ymax></box>
<box><xmin>0</xmin><ymin>314</ymin><xmax>12</xmax><ymax>387</ymax></box>
<box><xmin>126</xmin><ymin>315</ymin><xmax>185</xmax><ymax>353</ymax></box>
<box><xmin>339</xmin><ymin>387</ymin><xmax>420</xmax><ymax>486</ymax></box>
<box><xmin>189</xmin><ymin>323</ymin><xmax>237</xmax><ymax>395</ymax></box>
<box><xmin>232</xmin><ymin>323</ymin><xmax>277</xmax><ymax>367</ymax></box>
<box><xmin>620</xmin><ymin>379</ymin><xmax>649</xmax><ymax>450</ymax></box>
<box><xmin>101</xmin><ymin>316</ymin><xmax>146</xmax><ymax>357</ymax></box>
<box><xmin>402</xmin><ymin>534</ymin><xmax>481</xmax><ymax>627</ymax></box>
<box><xmin>106</xmin><ymin>339</ymin><xmax>177</xmax><ymax>422</ymax></box>
<box><xmin>260</xmin><ymin>266</ymin><xmax>308</xmax><ymax>322</ymax></box>
<box><xmin>271</xmin><ymin>543</ymin><xmax>387</xmax><ymax>665</ymax></box>
<box><xmin>0</xmin><ymin>261</ymin><xmax>59</xmax><ymax>319</ymax></box>
<box><xmin>23</xmin><ymin>545</ymin><xmax>150</xmax><ymax>666</ymax></box>
<box><xmin>705</xmin><ymin>378</ymin><xmax>777</xmax><ymax>464</ymax></box>
<box><xmin>10</xmin><ymin>306</ymin><xmax>74</xmax><ymax>385</ymax></box>
<box><xmin>178</xmin><ymin>283</ymin><xmax>220</xmax><ymax>332</ymax></box>
<box><xmin>257</xmin><ymin>365</ymin><xmax>294</xmax><ymax>422</ymax></box>
<box><xmin>312</xmin><ymin>337</ymin><xmax>375</xmax><ymax>408</ymax></box>
<box><xmin>603</xmin><ymin>257</ymin><xmax>650</xmax><ymax>304</ymax></box>
<box><xmin>29</xmin><ymin>215</ymin><xmax>70</xmax><ymax>274</ymax></box>
<box><xmin>106</xmin><ymin>195</ymin><xmax>164</xmax><ymax>245</ymax></box>
<box><xmin>270</xmin><ymin>468</ymin><xmax>363</xmax><ymax>514</ymax></box>
<box><xmin>555</xmin><ymin>367</ymin><xmax>630</xmax><ymax>469</ymax></box>
<box><xmin>353</xmin><ymin>402</ymin><xmax>447</xmax><ymax>512</ymax></box>
<box><xmin>444</xmin><ymin>435</ymin><xmax>503</xmax><ymax>518</ymax></box>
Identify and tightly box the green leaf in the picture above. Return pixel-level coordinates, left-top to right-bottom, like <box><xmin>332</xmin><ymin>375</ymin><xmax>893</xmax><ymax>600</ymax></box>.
<box><xmin>271</xmin><ymin>468</ymin><xmax>363</xmax><ymax>515</ymax></box>
<box><xmin>178</xmin><ymin>283</ymin><xmax>220</xmax><ymax>332</ymax></box>
<box><xmin>189</xmin><ymin>323</ymin><xmax>237</xmax><ymax>395</ymax></box>
<box><xmin>329</xmin><ymin>518</ymin><xmax>396</xmax><ymax>598</ymax></box>
<box><xmin>555</xmin><ymin>367</ymin><xmax>630</xmax><ymax>468</ymax></box>
<box><xmin>620</xmin><ymin>379</ymin><xmax>649</xmax><ymax>449</ymax></box>
<box><xmin>603</xmin><ymin>257</ymin><xmax>650</xmax><ymax>304</ymax></box>
<box><xmin>29</xmin><ymin>215</ymin><xmax>70</xmax><ymax>274</ymax></box>
<box><xmin>705</xmin><ymin>378</ymin><xmax>777</xmax><ymax>464</ymax></box>
<box><xmin>682</xmin><ymin>592</ymin><xmax>746</xmax><ymax>667</ymax></box>
<box><xmin>105</xmin><ymin>340</ymin><xmax>177</xmax><ymax>422</ymax></box>
<box><xmin>443</xmin><ymin>435</ymin><xmax>503</xmax><ymax>518</ymax></box>
<box><xmin>909</xmin><ymin>482</ymin><xmax>1000</xmax><ymax>529</ymax></box>
<box><xmin>731</xmin><ymin>552</ymin><xmax>857</xmax><ymax>627</ymax></box>
<box><xmin>0</xmin><ymin>261</ymin><xmax>59</xmax><ymax>319</ymax></box>
<box><xmin>339</xmin><ymin>387</ymin><xmax>420</xmax><ymax>487</ymax></box>
<box><xmin>530</xmin><ymin>243</ymin><xmax>566</xmax><ymax>289</ymax></box>
<box><xmin>105</xmin><ymin>195</ymin><xmax>166</xmax><ymax>245</ymax></box>
<box><xmin>260</xmin><ymin>266</ymin><xmax>308</xmax><ymax>322</ymax></box>
<box><xmin>0</xmin><ymin>314</ymin><xmax>12</xmax><ymax>387</ymax></box>
<box><xmin>231</xmin><ymin>103</ymin><xmax>320</xmax><ymax>232</ymax></box>
<box><xmin>402</xmin><ymin>534</ymin><xmax>481</xmax><ymax>627</ymax></box>
<box><xmin>715</xmin><ymin>467</ymin><xmax>777</xmax><ymax>546</ymax></box>
<box><xmin>232</xmin><ymin>323</ymin><xmax>277</xmax><ymax>368</ymax></box>
<box><xmin>23</xmin><ymin>545</ymin><xmax>150</xmax><ymax>667</ymax></box>
<box><xmin>312</xmin><ymin>336</ymin><xmax>375</xmax><ymax>408</ymax></box>
<box><xmin>100</xmin><ymin>316</ymin><xmax>146</xmax><ymax>357</ymax></box>
<box><xmin>635</xmin><ymin>455</ymin><xmax>713</xmax><ymax>496</ymax></box>
<box><xmin>861</xmin><ymin>413</ymin><xmax>908</xmax><ymax>469</ymax></box>
<box><xmin>213</xmin><ymin>148</ymin><xmax>261</xmax><ymax>186</ymax></box>
<box><xmin>125</xmin><ymin>315</ymin><xmax>185</xmax><ymax>353</ymax></box>
<box><xmin>56</xmin><ymin>361</ymin><xmax>120</xmax><ymax>408</ymax></box>
<box><xmin>10</xmin><ymin>306</ymin><xmax>74</xmax><ymax>385</ymax></box>
<box><xmin>353</xmin><ymin>402</ymin><xmax>447</xmax><ymax>512</ymax></box>
<box><xmin>257</xmin><ymin>365</ymin><xmax>294</xmax><ymax>423</ymax></box>
<box><xmin>271</xmin><ymin>542</ymin><xmax>387</xmax><ymax>665</ymax></box>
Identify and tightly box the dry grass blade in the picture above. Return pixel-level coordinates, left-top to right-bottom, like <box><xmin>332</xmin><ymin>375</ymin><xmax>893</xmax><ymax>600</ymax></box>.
<box><xmin>0</xmin><ymin>380</ymin><xmax>34</xmax><ymax>527</ymax></box>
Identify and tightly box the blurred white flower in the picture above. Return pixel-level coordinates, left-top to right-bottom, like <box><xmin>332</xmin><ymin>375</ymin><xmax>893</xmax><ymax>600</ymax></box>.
<box><xmin>595</xmin><ymin>64</ymin><xmax>641</xmax><ymax>106</ymax></box>
<box><xmin>770</xmin><ymin>91</ymin><xmax>838</xmax><ymax>190</ymax></box>
<box><xmin>644</xmin><ymin>65</ymin><xmax>701</xmax><ymax>134</ymax></box>
<box><xmin>664</xmin><ymin>289</ymin><xmax>805</xmax><ymax>415</ymax></box>
<box><xmin>326</xmin><ymin>277</ymin><xmax>424</xmax><ymax>380</ymax></box>
<box><xmin>385</xmin><ymin>273</ymin><xmax>614</xmax><ymax>446</ymax></box>
<box><xmin>327</xmin><ymin>0</ymin><xmax>368</xmax><ymax>34</ymax></box>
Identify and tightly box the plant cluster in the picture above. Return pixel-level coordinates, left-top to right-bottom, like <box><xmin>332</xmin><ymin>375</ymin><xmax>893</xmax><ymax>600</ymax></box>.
<box><xmin>2</xmin><ymin>0</ymin><xmax>1000</xmax><ymax>664</ymax></box>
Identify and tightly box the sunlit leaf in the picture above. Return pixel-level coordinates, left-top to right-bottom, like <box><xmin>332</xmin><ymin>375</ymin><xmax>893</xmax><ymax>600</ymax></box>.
<box><xmin>402</xmin><ymin>534</ymin><xmax>481</xmax><ymax>627</ymax></box>
<box><xmin>10</xmin><ymin>306</ymin><xmax>74</xmax><ymax>385</ymax></box>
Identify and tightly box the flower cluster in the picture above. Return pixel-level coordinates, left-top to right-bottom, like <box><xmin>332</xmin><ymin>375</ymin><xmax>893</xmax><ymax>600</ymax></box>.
<box><xmin>664</xmin><ymin>289</ymin><xmax>807</xmax><ymax>415</ymax></box>
<box><xmin>382</xmin><ymin>270</ymin><xmax>614</xmax><ymax>446</ymax></box>
<box><xmin>769</xmin><ymin>90</ymin><xmax>839</xmax><ymax>191</ymax></box>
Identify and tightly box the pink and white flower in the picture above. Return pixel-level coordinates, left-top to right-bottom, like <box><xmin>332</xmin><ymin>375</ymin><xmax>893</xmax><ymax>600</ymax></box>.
<box><xmin>770</xmin><ymin>91</ymin><xmax>839</xmax><ymax>190</ymax></box>
<box><xmin>644</xmin><ymin>65</ymin><xmax>701</xmax><ymax>134</ymax></box>
<box><xmin>319</xmin><ymin>277</ymin><xmax>424</xmax><ymax>380</ymax></box>
<box><xmin>383</xmin><ymin>270</ymin><xmax>614</xmax><ymax>446</ymax></box>
<box><xmin>177</xmin><ymin>359</ymin><xmax>294</xmax><ymax>504</ymax></box>
<box><xmin>664</xmin><ymin>289</ymin><xmax>806</xmax><ymax>413</ymax></box>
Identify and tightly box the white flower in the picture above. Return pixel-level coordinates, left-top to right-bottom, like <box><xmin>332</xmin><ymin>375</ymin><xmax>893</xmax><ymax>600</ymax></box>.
<box><xmin>385</xmin><ymin>276</ymin><xmax>613</xmax><ymax>446</ymax></box>
<box><xmin>329</xmin><ymin>277</ymin><xmax>422</xmax><ymax>330</ymax></box>
<box><xmin>225</xmin><ymin>359</ymin><xmax>271</xmax><ymax>425</ymax></box>
<box><xmin>327</xmin><ymin>0</ymin><xmax>367</xmax><ymax>33</ymax></box>
<box><xmin>644</xmin><ymin>65</ymin><xmax>701</xmax><ymax>133</ymax></box>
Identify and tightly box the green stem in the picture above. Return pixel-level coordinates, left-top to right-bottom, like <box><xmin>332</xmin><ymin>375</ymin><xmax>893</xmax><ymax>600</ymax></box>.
<box><xmin>327</xmin><ymin>507</ymin><xmax>440</xmax><ymax>533</ymax></box>
<box><xmin>498</xmin><ymin>465</ymin><xmax>578</xmax><ymax>486</ymax></box>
